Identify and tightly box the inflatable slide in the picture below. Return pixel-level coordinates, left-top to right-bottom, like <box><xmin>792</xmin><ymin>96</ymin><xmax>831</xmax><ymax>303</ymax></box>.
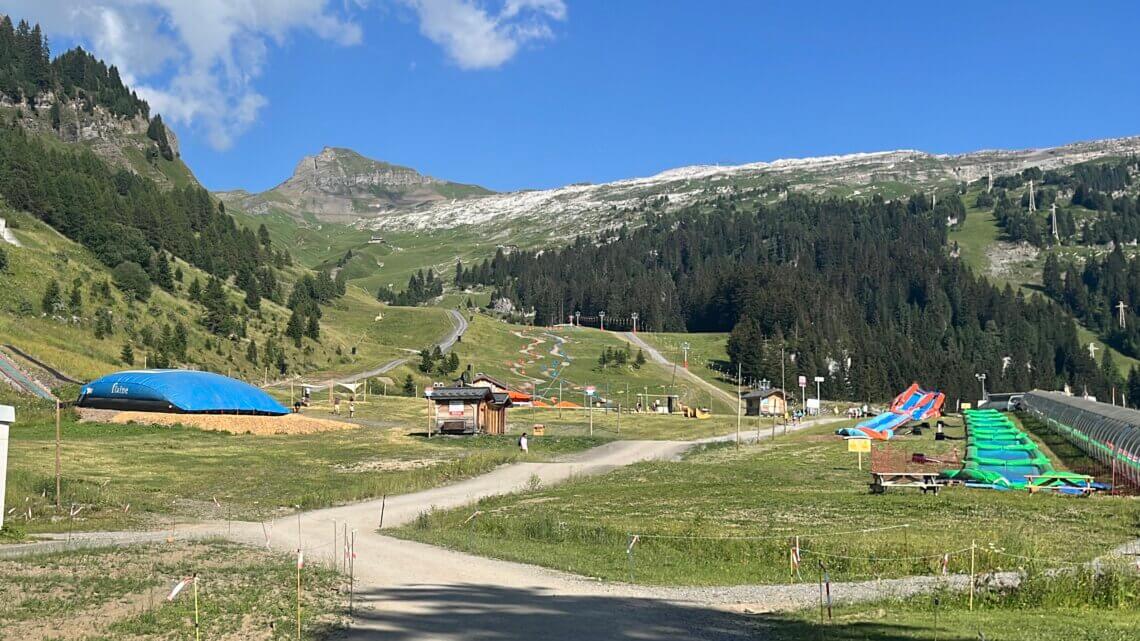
<box><xmin>838</xmin><ymin>383</ymin><xmax>945</xmax><ymax>440</ymax></box>
<box><xmin>940</xmin><ymin>409</ymin><xmax>1051</xmax><ymax>489</ymax></box>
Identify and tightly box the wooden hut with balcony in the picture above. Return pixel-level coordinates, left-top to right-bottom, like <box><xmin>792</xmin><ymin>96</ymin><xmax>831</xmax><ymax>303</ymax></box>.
<box><xmin>425</xmin><ymin>385</ymin><xmax>513</xmax><ymax>435</ymax></box>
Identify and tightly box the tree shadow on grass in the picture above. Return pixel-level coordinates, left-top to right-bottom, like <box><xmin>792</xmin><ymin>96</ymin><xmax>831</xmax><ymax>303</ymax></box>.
<box><xmin>336</xmin><ymin>583</ymin><xmax>951</xmax><ymax>640</ymax></box>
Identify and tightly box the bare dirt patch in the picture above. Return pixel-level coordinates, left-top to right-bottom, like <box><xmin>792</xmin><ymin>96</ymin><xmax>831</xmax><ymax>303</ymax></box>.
<box><xmin>333</xmin><ymin>457</ymin><xmax>444</xmax><ymax>473</ymax></box>
<box><xmin>103</xmin><ymin>411</ymin><xmax>358</xmax><ymax>435</ymax></box>
<box><xmin>985</xmin><ymin>240</ymin><xmax>1039</xmax><ymax>278</ymax></box>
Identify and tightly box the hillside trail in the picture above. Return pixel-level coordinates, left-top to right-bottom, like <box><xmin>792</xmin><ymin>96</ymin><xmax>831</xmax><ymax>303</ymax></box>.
<box><xmin>269</xmin><ymin>309</ymin><xmax>468</xmax><ymax>393</ymax></box>
<box><xmin>623</xmin><ymin>331</ymin><xmax>740</xmax><ymax>411</ymax></box>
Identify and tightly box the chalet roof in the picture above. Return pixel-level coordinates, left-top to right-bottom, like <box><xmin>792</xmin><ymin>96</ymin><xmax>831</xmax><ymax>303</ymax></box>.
<box><xmin>426</xmin><ymin>386</ymin><xmax>493</xmax><ymax>402</ymax></box>
<box><xmin>471</xmin><ymin>373</ymin><xmax>509</xmax><ymax>389</ymax></box>
<box><xmin>491</xmin><ymin>392</ymin><xmax>513</xmax><ymax>407</ymax></box>
<box><xmin>742</xmin><ymin>388</ymin><xmax>787</xmax><ymax>400</ymax></box>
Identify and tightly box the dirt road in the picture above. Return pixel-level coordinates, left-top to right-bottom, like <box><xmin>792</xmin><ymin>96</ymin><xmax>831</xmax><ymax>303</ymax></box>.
<box><xmin>283</xmin><ymin>309</ymin><xmax>468</xmax><ymax>393</ymax></box>
<box><xmin>623</xmin><ymin>331</ymin><xmax>740</xmax><ymax>411</ymax></box>
<box><xmin>214</xmin><ymin>418</ymin><xmax>852</xmax><ymax>640</ymax></box>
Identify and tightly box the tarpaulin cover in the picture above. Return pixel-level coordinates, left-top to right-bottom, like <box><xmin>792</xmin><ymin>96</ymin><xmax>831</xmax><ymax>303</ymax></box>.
<box><xmin>78</xmin><ymin>370</ymin><xmax>289</xmax><ymax>416</ymax></box>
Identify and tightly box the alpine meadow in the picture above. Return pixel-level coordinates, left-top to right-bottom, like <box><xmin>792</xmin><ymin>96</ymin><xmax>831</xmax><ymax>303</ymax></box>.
<box><xmin>0</xmin><ymin>5</ymin><xmax>1139</xmax><ymax>641</ymax></box>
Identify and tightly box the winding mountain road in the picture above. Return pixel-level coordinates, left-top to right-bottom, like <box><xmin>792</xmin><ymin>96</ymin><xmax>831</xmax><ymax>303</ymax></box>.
<box><xmin>278</xmin><ymin>309</ymin><xmax>468</xmax><ymax>393</ymax></box>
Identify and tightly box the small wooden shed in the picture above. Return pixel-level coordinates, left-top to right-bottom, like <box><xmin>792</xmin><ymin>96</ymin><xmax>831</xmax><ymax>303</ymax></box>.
<box><xmin>425</xmin><ymin>385</ymin><xmax>513</xmax><ymax>435</ymax></box>
<box><xmin>743</xmin><ymin>388</ymin><xmax>788</xmax><ymax>416</ymax></box>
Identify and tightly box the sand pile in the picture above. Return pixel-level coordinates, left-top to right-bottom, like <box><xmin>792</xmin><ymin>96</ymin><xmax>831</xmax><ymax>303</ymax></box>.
<box><xmin>106</xmin><ymin>411</ymin><xmax>358</xmax><ymax>435</ymax></box>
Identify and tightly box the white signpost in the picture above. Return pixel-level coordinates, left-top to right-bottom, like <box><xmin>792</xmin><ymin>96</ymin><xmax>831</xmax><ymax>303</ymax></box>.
<box><xmin>813</xmin><ymin>376</ymin><xmax>825</xmax><ymax>415</ymax></box>
<box><xmin>585</xmin><ymin>386</ymin><xmax>596</xmax><ymax>435</ymax></box>
<box><xmin>798</xmin><ymin>376</ymin><xmax>807</xmax><ymax>412</ymax></box>
<box><xmin>0</xmin><ymin>405</ymin><xmax>13</xmax><ymax>530</ymax></box>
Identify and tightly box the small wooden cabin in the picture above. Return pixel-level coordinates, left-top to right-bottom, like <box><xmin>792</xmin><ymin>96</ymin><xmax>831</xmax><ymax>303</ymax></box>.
<box><xmin>743</xmin><ymin>388</ymin><xmax>788</xmax><ymax>416</ymax></box>
<box><xmin>426</xmin><ymin>385</ymin><xmax>513</xmax><ymax>435</ymax></box>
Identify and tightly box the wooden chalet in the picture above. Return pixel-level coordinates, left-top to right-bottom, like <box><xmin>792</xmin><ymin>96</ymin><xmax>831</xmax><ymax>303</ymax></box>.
<box><xmin>425</xmin><ymin>384</ymin><xmax>512</xmax><ymax>435</ymax></box>
<box><xmin>742</xmin><ymin>388</ymin><xmax>788</xmax><ymax>416</ymax></box>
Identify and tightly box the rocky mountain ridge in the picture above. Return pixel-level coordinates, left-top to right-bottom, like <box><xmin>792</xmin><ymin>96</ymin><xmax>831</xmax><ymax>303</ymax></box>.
<box><xmin>3</xmin><ymin>93</ymin><xmax>193</xmax><ymax>188</ymax></box>
<box><xmin>217</xmin><ymin>146</ymin><xmax>492</xmax><ymax>223</ymax></box>
<box><xmin>217</xmin><ymin>135</ymin><xmax>1140</xmax><ymax>243</ymax></box>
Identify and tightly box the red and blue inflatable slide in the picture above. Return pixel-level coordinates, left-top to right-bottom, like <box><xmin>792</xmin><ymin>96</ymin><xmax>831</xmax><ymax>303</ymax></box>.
<box><xmin>837</xmin><ymin>383</ymin><xmax>945</xmax><ymax>440</ymax></box>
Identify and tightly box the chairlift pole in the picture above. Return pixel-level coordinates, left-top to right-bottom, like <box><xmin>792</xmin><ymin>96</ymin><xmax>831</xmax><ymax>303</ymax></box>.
<box><xmin>736</xmin><ymin>363</ymin><xmax>742</xmax><ymax>448</ymax></box>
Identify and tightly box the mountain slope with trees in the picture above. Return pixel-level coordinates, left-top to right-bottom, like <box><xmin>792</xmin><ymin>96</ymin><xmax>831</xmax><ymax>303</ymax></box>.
<box><xmin>459</xmin><ymin>193</ymin><xmax>1110</xmax><ymax>402</ymax></box>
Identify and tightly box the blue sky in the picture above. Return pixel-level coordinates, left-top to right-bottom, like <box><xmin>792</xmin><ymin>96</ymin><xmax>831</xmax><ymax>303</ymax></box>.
<box><xmin>16</xmin><ymin>1</ymin><xmax>1140</xmax><ymax>193</ymax></box>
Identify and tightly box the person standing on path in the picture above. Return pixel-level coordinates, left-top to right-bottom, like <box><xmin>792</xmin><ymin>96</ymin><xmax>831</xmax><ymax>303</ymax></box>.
<box><xmin>349</xmin><ymin>400</ymin><xmax>355</xmax><ymax>418</ymax></box>
<box><xmin>333</xmin><ymin>394</ymin><xmax>340</xmax><ymax>416</ymax></box>
<box><xmin>519</xmin><ymin>432</ymin><xmax>528</xmax><ymax>454</ymax></box>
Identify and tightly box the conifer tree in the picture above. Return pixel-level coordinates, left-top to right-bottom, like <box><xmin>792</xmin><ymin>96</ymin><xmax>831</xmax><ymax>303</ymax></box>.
<box><xmin>41</xmin><ymin>279</ymin><xmax>61</xmax><ymax>314</ymax></box>
<box><xmin>285</xmin><ymin>309</ymin><xmax>304</xmax><ymax>347</ymax></box>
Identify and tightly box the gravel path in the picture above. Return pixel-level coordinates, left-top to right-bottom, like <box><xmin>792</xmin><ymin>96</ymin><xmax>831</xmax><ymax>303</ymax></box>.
<box><xmin>3</xmin><ymin>417</ymin><xmax>951</xmax><ymax>641</ymax></box>
<box><xmin>276</xmin><ymin>309</ymin><xmax>468</xmax><ymax>393</ymax></box>
<box><xmin>623</xmin><ymin>331</ymin><xmax>741</xmax><ymax>411</ymax></box>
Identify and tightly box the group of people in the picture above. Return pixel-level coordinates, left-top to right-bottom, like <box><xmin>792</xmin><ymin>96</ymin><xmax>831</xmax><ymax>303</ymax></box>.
<box><xmin>331</xmin><ymin>394</ymin><xmax>356</xmax><ymax>418</ymax></box>
<box><xmin>289</xmin><ymin>387</ymin><xmax>359</xmax><ymax>418</ymax></box>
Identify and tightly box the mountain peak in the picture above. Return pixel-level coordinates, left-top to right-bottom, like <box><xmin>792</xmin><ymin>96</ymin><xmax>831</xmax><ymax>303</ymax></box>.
<box><xmin>281</xmin><ymin>146</ymin><xmax>438</xmax><ymax>194</ymax></box>
<box><xmin>228</xmin><ymin>147</ymin><xmax>493</xmax><ymax>223</ymax></box>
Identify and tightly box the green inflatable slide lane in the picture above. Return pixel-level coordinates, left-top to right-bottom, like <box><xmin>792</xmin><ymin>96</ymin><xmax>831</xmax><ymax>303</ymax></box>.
<box><xmin>940</xmin><ymin>409</ymin><xmax>1056</xmax><ymax>489</ymax></box>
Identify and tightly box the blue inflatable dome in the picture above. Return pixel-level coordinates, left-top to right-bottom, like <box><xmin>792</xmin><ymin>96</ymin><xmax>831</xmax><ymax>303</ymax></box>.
<box><xmin>78</xmin><ymin>370</ymin><xmax>289</xmax><ymax>416</ymax></box>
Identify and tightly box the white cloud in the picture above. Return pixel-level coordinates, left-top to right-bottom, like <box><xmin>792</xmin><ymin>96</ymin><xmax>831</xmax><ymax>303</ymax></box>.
<box><xmin>6</xmin><ymin>1</ymin><xmax>364</xmax><ymax>149</ymax></box>
<box><xmin>400</xmin><ymin>0</ymin><xmax>566</xmax><ymax>70</ymax></box>
<box><xmin>4</xmin><ymin>0</ymin><xmax>565</xmax><ymax>148</ymax></box>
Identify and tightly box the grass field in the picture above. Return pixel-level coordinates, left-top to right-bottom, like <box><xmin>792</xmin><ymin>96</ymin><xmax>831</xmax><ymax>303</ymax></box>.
<box><xmin>449</xmin><ymin>315</ymin><xmax>735</xmax><ymax>414</ymax></box>
<box><xmin>636</xmin><ymin>331</ymin><xmax>735</xmax><ymax>395</ymax></box>
<box><xmin>396</xmin><ymin>418</ymin><xmax>1140</xmax><ymax>586</ymax></box>
<box><xmin>502</xmin><ymin>406</ymin><xmax>751</xmax><ymax>440</ymax></box>
<box><xmin>0</xmin><ymin>392</ymin><xmax>605</xmax><ymax>536</ymax></box>
<box><xmin>765</xmin><ymin>567</ymin><xmax>1140</xmax><ymax>641</ymax></box>
<box><xmin>0</xmin><ymin>541</ymin><xmax>345</xmax><ymax>640</ymax></box>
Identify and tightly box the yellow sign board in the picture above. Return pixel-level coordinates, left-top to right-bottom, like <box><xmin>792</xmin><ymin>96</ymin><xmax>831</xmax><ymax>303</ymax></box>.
<box><xmin>847</xmin><ymin>439</ymin><xmax>871</xmax><ymax>453</ymax></box>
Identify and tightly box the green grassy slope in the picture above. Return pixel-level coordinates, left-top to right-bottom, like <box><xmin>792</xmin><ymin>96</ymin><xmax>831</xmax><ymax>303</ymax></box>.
<box><xmin>948</xmin><ymin>188</ymin><xmax>1139</xmax><ymax>375</ymax></box>
<box><xmin>0</xmin><ymin>209</ymin><xmax>450</xmax><ymax>387</ymax></box>
<box><xmin>636</xmin><ymin>332</ymin><xmax>735</xmax><ymax>395</ymax></box>
<box><xmin>448</xmin><ymin>315</ymin><xmax>735</xmax><ymax>414</ymax></box>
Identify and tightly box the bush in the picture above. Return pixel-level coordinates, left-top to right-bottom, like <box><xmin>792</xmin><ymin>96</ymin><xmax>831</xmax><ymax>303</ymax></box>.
<box><xmin>112</xmin><ymin>261</ymin><xmax>152</xmax><ymax>301</ymax></box>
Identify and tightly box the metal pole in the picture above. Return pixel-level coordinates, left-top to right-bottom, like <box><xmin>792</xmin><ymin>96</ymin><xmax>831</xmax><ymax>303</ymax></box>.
<box><xmin>349</xmin><ymin>530</ymin><xmax>356</xmax><ymax>615</ymax></box>
<box><xmin>736</xmin><ymin>363</ymin><xmax>742</xmax><ymax>448</ymax></box>
<box><xmin>969</xmin><ymin>540</ymin><xmax>976</xmax><ymax>611</ymax></box>
<box><xmin>193</xmin><ymin>574</ymin><xmax>201</xmax><ymax>641</ymax></box>
<box><xmin>781</xmin><ymin>345</ymin><xmax>786</xmax><ymax>435</ymax></box>
<box><xmin>55</xmin><ymin>400</ymin><xmax>61</xmax><ymax>510</ymax></box>
<box><xmin>589</xmin><ymin>394</ymin><xmax>594</xmax><ymax>436</ymax></box>
<box><xmin>296</xmin><ymin>554</ymin><xmax>302</xmax><ymax>641</ymax></box>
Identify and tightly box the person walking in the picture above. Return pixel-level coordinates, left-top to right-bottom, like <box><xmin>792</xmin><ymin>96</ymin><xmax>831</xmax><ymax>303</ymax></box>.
<box><xmin>349</xmin><ymin>400</ymin><xmax>355</xmax><ymax>418</ymax></box>
<box><xmin>332</xmin><ymin>394</ymin><xmax>340</xmax><ymax>416</ymax></box>
<box><xmin>518</xmin><ymin>432</ymin><xmax>528</xmax><ymax>454</ymax></box>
